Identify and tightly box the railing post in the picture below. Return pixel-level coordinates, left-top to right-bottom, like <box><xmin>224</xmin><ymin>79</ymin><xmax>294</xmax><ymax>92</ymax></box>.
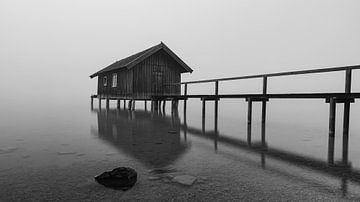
<box><xmin>328</xmin><ymin>97</ymin><xmax>336</xmax><ymax>165</ymax></box>
<box><xmin>261</xmin><ymin>76</ymin><xmax>267</xmax><ymax>146</ymax></box>
<box><xmin>342</xmin><ymin>69</ymin><xmax>352</xmax><ymax>165</ymax></box>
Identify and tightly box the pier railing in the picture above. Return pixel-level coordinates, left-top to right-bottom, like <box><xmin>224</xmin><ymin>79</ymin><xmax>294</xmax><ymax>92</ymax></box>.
<box><xmin>158</xmin><ymin>64</ymin><xmax>360</xmax><ymax>166</ymax></box>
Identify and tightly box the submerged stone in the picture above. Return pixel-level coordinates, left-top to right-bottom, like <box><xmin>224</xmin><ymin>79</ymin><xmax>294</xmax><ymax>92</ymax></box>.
<box><xmin>95</xmin><ymin>167</ymin><xmax>137</xmax><ymax>190</ymax></box>
<box><xmin>172</xmin><ymin>175</ymin><xmax>197</xmax><ymax>186</ymax></box>
<box><xmin>105</xmin><ymin>152</ymin><xmax>117</xmax><ymax>156</ymax></box>
<box><xmin>147</xmin><ymin>176</ymin><xmax>161</xmax><ymax>181</ymax></box>
<box><xmin>197</xmin><ymin>176</ymin><xmax>208</xmax><ymax>184</ymax></box>
<box><xmin>149</xmin><ymin>166</ymin><xmax>176</xmax><ymax>174</ymax></box>
<box><xmin>57</xmin><ymin>151</ymin><xmax>77</xmax><ymax>155</ymax></box>
<box><xmin>0</xmin><ymin>147</ymin><xmax>18</xmax><ymax>154</ymax></box>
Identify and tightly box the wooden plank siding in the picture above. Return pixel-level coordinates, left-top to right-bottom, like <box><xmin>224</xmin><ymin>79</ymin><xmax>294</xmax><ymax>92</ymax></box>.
<box><xmin>97</xmin><ymin>49</ymin><xmax>182</xmax><ymax>99</ymax></box>
<box><xmin>97</xmin><ymin>68</ymin><xmax>133</xmax><ymax>98</ymax></box>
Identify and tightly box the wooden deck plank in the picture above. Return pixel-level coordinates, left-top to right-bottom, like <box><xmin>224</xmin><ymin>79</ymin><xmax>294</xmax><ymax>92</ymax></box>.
<box><xmin>152</xmin><ymin>92</ymin><xmax>360</xmax><ymax>100</ymax></box>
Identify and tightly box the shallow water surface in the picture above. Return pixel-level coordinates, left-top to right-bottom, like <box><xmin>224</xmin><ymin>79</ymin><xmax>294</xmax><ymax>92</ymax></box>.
<box><xmin>1</xmin><ymin>97</ymin><xmax>360</xmax><ymax>201</ymax></box>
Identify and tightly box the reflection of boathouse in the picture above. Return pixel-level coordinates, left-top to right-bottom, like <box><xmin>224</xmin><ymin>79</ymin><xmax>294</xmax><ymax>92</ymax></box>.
<box><xmin>94</xmin><ymin>109</ymin><xmax>188</xmax><ymax>167</ymax></box>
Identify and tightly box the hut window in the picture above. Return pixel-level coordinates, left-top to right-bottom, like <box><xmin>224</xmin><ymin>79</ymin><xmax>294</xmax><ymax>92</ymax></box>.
<box><xmin>112</xmin><ymin>74</ymin><xmax>117</xmax><ymax>87</ymax></box>
<box><xmin>103</xmin><ymin>76</ymin><xmax>107</xmax><ymax>87</ymax></box>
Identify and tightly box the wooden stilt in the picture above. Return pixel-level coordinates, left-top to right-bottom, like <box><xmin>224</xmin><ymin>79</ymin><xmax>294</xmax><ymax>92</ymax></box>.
<box><xmin>183</xmin><ymin>99</ymin><xmax>187</xmax><ymax>115</ymax></box>
<box><xmin>202</xmin><ymin>99</ymin><xmax>206</xmax><ymax>134</ymax></box>
<box><xmin>342</xmin><ymin>69</ymin><xmax>352</xmax><ymax>165</ymax></box>
<box><xmin>128</xmin><ymin>100</ymin><xmax>132</xmax><ymax>110</ymax></box>
<box><xmin>117</xmin><ymin>99</ymin><xmax>120</xmax><ymax>109</ymax></box>
<box><xmin>123</xmin><ymin>100</ymin><xmax>126</xmax><ymax>109</ymax></box>
<box><xmin>261</xmin><ymin>77</ymin><xmax>267</xmax><ymax>146</ymax></box>
<box><xmin>106</xmin><ymin>98</ymin><xmax>109</xmax><ymax>110</ymax></box>
<box><xmin>247</xmin><ymin>99</ymin><xmax>252</xmax><ymax>146</ymax></box>
<box><xmin>184</xmin><ymin>84</ymin><xmax>188</xmax><ymax>116</ymax></box>
<box><xmin>162</xmin><ymin>100</ymin><xmax>166</xmax><ymax>113</ymax></box>
<box><xmin>91</xmin><ymin>96</ymin><xmax>94</xmax><ymax>109</ymax></box>
<box><xmin>213</xmin><ymin>94</ymin><xmax>219</xmax><ymax>151</ymax></box>
<box><xmin>170</xmin><ymin>100</ymin><xmax>173</xmax><ymax>114</ymax></box>
<box><xmin>174</xmin><ymin>100</ymin><xmax>179</xmax><ymax>116</ymax></box>
<box><xmin>132</xmin><ymin>100</ymin><xmax>136</xmax><ymax>111</ymax></box>
<box><xmin>328</xmin><ymin>97</ymin><xmax>336</xmax><ymax>165</ymax></box>
<box><xmin>214</xmin><ymin>115</ymin><xmax>219</xmax><ymax>150</ymax></box>
<box><xmin>214</xmin><ymin>81</ymin><xmax>219</xmax><ymax>133</ymax></box>
<box><xmin>98</xmin><ymin>97</ymin><xmax>101</xmax><ymax>109</ymax></box>
<box><xmin>145</xmin><ymin>100</ymin><xmax>147</xmax><ymax>111</ymax></box>
<box><xmin>183</xmin><ymin>104</ymin><xmax>188</xmax><ymax>142</ymax></box>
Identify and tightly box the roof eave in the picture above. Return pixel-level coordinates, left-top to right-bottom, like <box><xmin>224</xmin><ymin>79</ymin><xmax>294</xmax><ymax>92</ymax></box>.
<box><xmin>90</xmin><ymin>73</ymin><xmax>98</xmax><ymax>78</ymax></box>
<box><xmin>161</xmin><ymin>43</ymin><xmax>193</xmax><ymax>73</ymax></box>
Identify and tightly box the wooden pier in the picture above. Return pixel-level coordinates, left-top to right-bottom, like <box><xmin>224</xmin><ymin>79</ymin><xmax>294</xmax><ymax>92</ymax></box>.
<box><xmin>91</xmin><ymin>64</ymin><xmax>360</xmax><ymax>166</ymax></box>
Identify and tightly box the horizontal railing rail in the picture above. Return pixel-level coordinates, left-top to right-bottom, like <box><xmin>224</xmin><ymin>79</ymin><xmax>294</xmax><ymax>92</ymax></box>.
<box><xmin>168</xmin><ymin>64</ymin><xmax>360</xmax><ymax>85</ymax></box>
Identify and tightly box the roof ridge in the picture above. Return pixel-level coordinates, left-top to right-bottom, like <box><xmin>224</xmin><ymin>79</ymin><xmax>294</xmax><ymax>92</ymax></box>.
<box><xmin>122</xmin><ymin>43</ymin><xmax>162</xmax><ymax>67</ymax></box>
<box><xmin>90</xmin><ymin>42</ymin><xmax>192</xmax><ymax>78</ymax></box>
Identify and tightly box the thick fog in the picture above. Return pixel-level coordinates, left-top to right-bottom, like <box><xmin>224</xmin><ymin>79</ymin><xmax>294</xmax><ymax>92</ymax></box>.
<box><xmin>1</xmin><ymin>0</ymin><xmax>360</xmax><ymax>105</ymax></box>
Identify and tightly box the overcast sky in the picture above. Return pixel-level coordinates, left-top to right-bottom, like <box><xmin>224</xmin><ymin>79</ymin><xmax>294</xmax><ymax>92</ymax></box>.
<box><xmin>1</xmin><ymin>0</ymin><xmax>360</xmax><ymax>101</ymax></box>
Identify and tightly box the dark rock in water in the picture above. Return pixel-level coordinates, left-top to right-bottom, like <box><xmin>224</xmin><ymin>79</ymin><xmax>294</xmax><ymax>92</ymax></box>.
<box><xmin>95</xmin><ymin>167</ymin><xmax>137</xmax><ymax>190</ymax></box>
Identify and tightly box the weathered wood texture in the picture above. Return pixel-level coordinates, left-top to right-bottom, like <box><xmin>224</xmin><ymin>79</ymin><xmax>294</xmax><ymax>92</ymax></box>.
<box><xmin>132</xmin><ymin>50</ymin><xmax>181</xmax><ymax>99</ymax></box>
<box><xmin>97</xmin><ymin>50</ymin><xmax>181</xmax><ymax>99</ymax></box>
<box><xmin>98</xmin><ymin>68</ymin><xmax>133</xmax><ymax>98</ymax></box>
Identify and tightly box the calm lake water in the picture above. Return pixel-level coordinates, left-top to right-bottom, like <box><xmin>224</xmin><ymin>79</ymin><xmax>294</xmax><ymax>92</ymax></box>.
<box><xmin>1</xmin><ymin>95</ymin><xmax>360</xmax><ymax>201</ymax></box>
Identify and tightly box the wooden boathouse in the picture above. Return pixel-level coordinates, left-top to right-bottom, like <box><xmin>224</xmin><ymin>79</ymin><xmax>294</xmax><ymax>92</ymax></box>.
<box><xmin>90</xmin><ymin>42</ymin><xmax>193</xmax><ymax>110</ymax></box>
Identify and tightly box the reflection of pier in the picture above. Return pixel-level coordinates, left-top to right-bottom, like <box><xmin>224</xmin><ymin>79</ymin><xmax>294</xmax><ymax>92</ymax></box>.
<box><xmin>92</xmin><ymin>109</ymin><xmax>188</xmax><ymax>168</ymax></box>
<box><xmin>153</xmin><ymin>65</ymin><xmax>360</xmax><ymax>167</ymax></box>
<box><xmin>182</xmin><ymin>108</ymin><xmax>360</xmax><ymax>196</ymax></box>
<box><xmin>91</xmin><ymin>101</ymin><xmax>360</xmax><ymax>196</ymax></box>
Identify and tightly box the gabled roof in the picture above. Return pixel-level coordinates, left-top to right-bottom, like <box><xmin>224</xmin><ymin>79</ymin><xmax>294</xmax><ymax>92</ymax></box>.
<box><xmin>90</xmin><ymin>42</ymin><xmax>193</xmax><ymax>78</ymax></box>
